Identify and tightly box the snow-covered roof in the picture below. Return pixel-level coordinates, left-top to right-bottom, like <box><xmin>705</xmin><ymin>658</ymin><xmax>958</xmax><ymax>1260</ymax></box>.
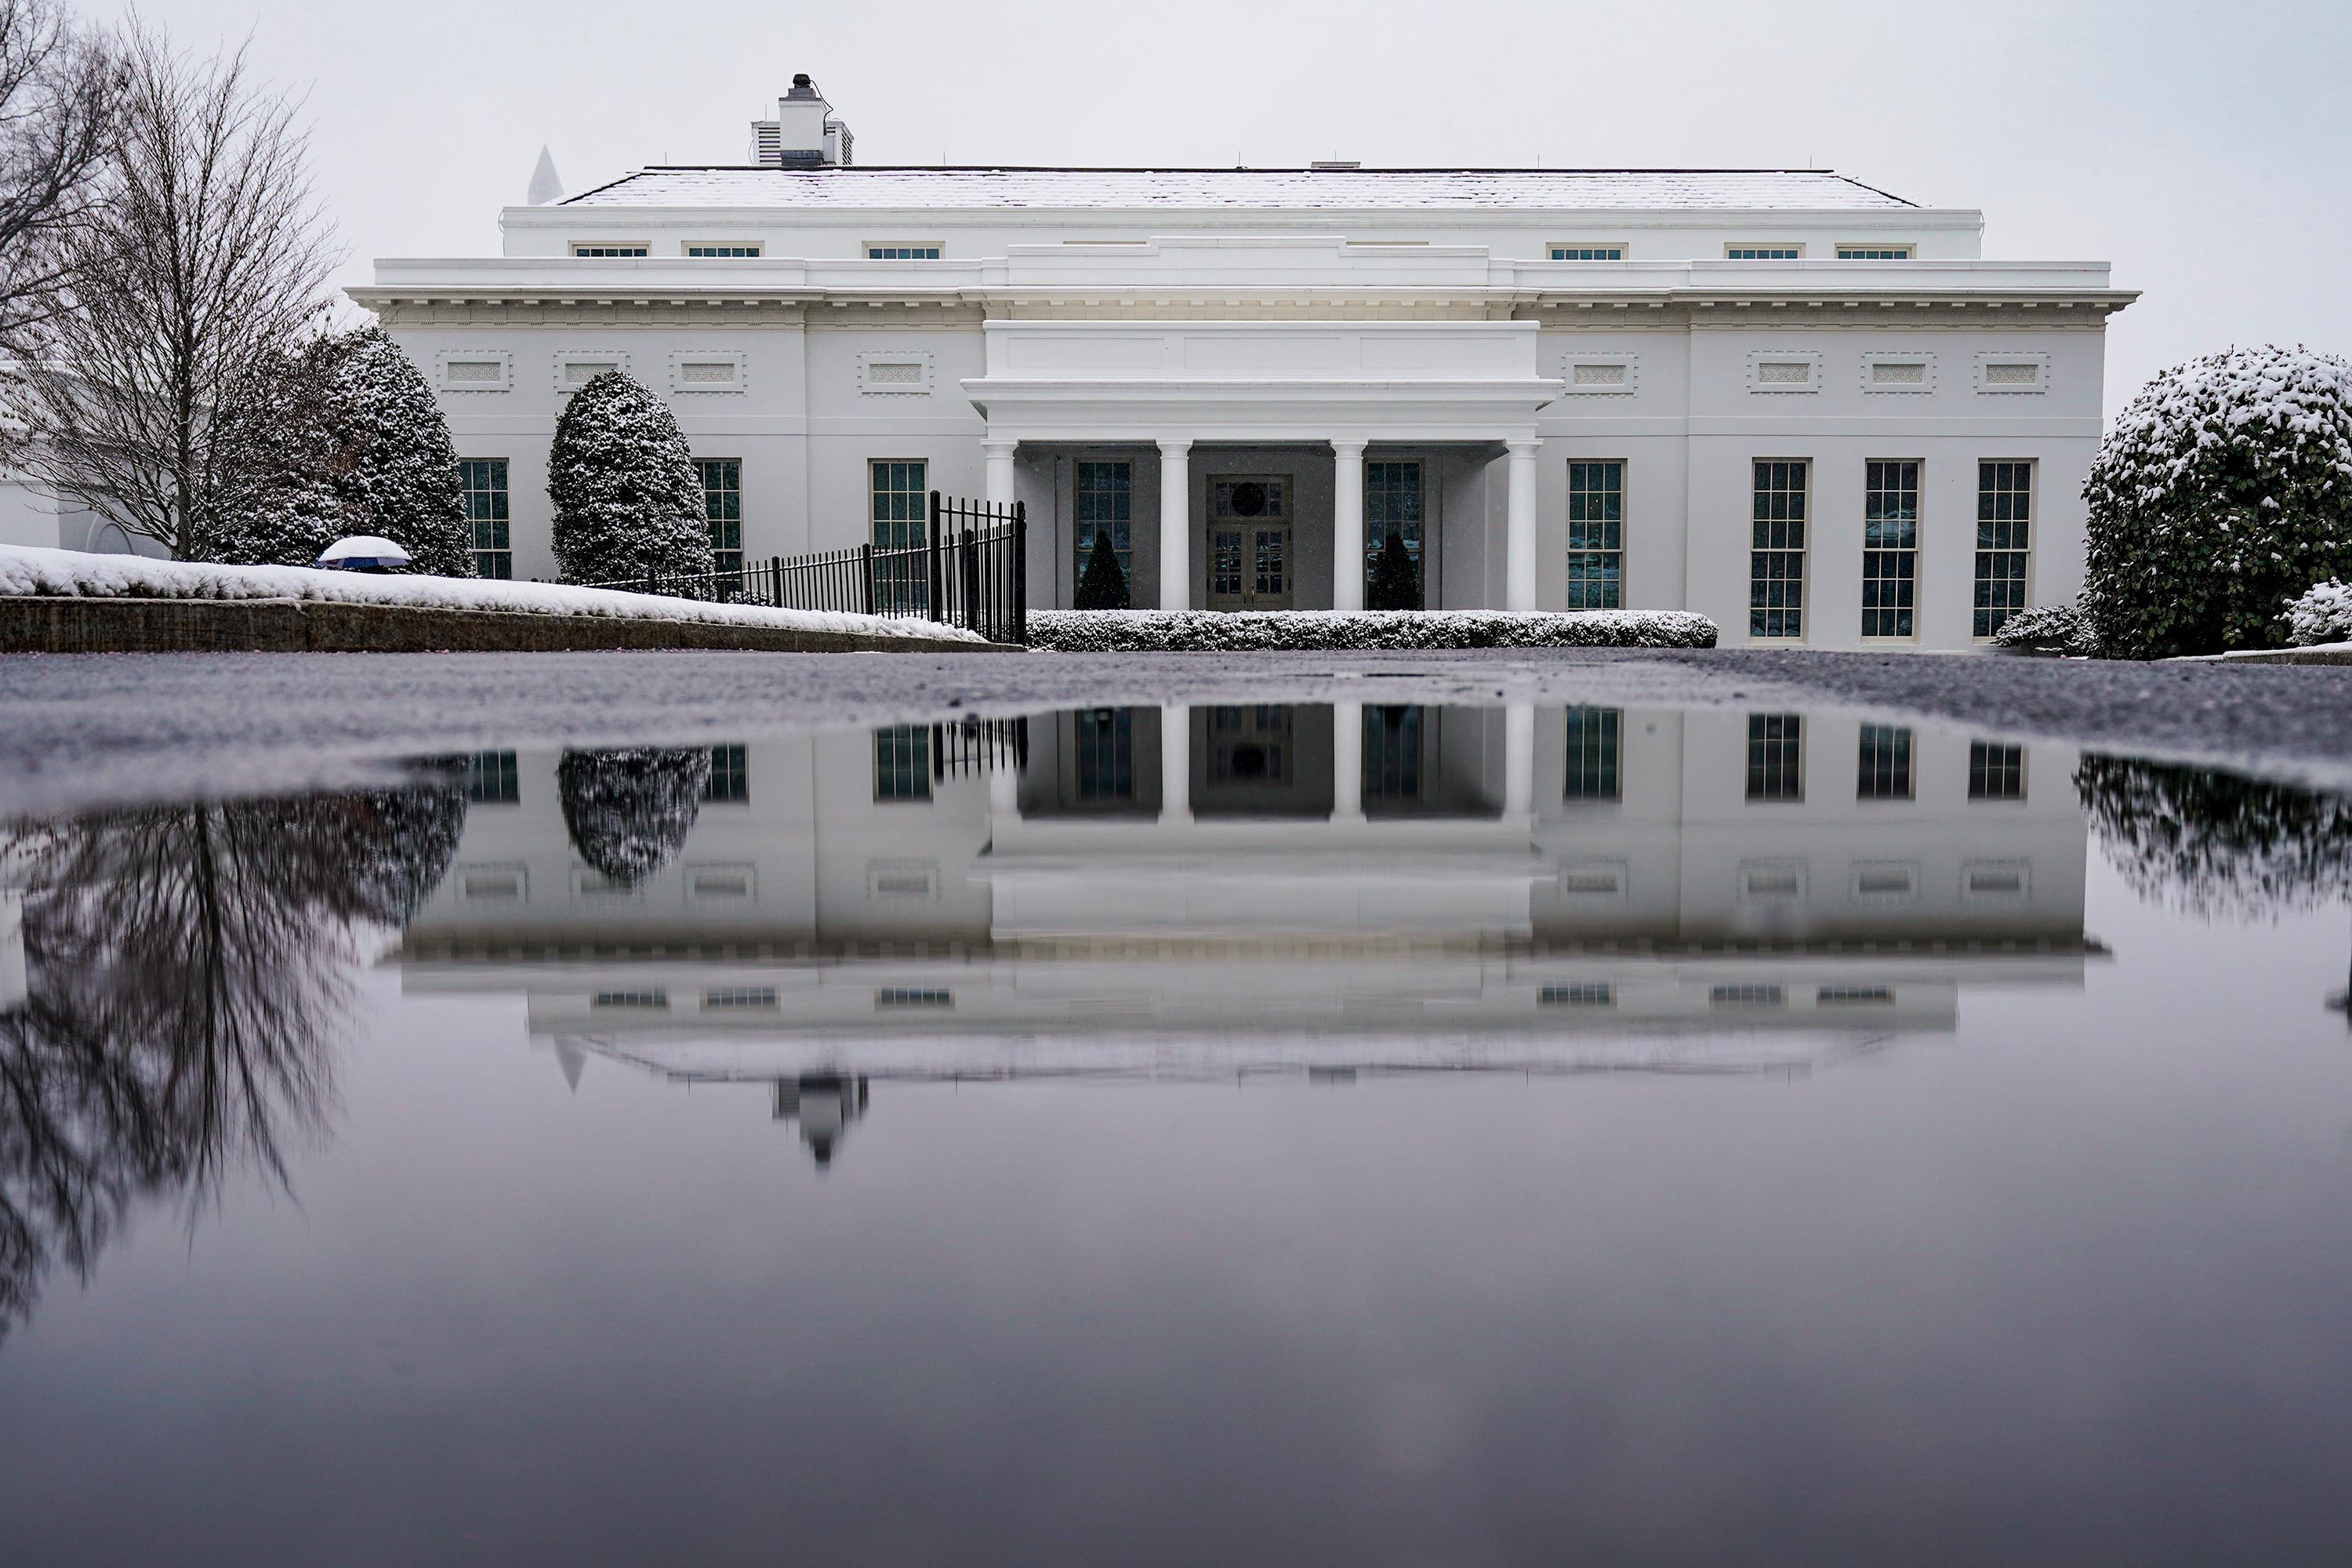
<box><xmin>556</xmin><ymin>166</ymin><xmax>1919</xmax><ymax>212</ymax></box>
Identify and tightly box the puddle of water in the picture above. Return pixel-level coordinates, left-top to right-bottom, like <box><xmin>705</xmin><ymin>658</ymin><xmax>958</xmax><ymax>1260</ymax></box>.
<box><xmin>3</xmin><ymin>699</ymin><xmax>2351</xmax><ymax>1565</ymax></box>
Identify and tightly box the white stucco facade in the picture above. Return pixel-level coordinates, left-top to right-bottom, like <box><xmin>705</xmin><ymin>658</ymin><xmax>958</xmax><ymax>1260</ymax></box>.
<box><xmin>358</xmin><ymin>83</ymin><xmax>2135</xmax><ymax>649</ymax></box>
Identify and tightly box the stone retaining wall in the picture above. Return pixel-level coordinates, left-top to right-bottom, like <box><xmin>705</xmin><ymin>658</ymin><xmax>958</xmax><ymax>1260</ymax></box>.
<box><xmin>0</xmin><ymin>597</ymin><xmax>1013</xmax><ymax>655</ymax></box>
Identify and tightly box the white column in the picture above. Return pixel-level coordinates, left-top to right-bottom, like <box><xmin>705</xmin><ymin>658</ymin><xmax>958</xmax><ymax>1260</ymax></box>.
<box><xmin>1331</xmin><ymin>701</ymin><xmax>1363</xmax><ymax>822</ymax></box>
<box><xmin>1157</xmin><ymin>439</ymin><xmax>1192</xmax><ymax>611</ymax></box>
<box><xmin>1161</xmin><ymin>705</ymin><xmax>1192</xmax><ymax>822</ymax></box>
<box><xmin>1504</xmin><ymin>702</ymin><xmax>1534</xmax><ymax>818</ymax></box>
<box><xmin>1504</xmin><ymin>440</ymin><xmax>1540</xmax><ymax>612</ymax></box>
<box><xmin>982</xmin><ymin>440</ymin><xmax>1018</xmax><ymax>506</ymax></box>
<box><xmin>1330</xmin><ymin>438</ymin><xmax>1367</xmax><ymax>612</ymax></box>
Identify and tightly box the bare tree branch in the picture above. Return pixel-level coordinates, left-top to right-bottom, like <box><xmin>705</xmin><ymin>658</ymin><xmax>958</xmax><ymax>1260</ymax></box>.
<box><xmin>0</xmin><ymin>0</ymin><xmax>119</xmax><ymax>343</ymax></box>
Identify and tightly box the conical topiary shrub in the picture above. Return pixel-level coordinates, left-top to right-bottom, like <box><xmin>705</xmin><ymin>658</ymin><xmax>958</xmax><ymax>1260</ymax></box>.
<box><xmin>1073</xmin><ymin>530</ymin><xmax>1130</xmax><ymax>610</ymax></box>
<box><xmin>1366</xmin><ymin>531</ymin><xmax>1421</xmax><ymax>612</ymax></box>
<box><xmin>547</xmin><ymin>372</ymin><xmax>713</xmax><ymax>591</ymax></box>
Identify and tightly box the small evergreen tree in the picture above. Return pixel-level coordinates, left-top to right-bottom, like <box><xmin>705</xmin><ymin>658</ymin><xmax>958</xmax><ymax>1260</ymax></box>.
<box><xmin>325</xmin><ymin>328</ymin><xmax>471</xmax><ymax>575</ymax></box>
<box><xmin>1073</xmin><ymin>529</ymin><xmax>1129</xmax><ymax>609</ymax></box>
<box><xmin>556</xmin><ymin>748</ymin><xmax>710</xmax><ymax>887</ymax></box>
<box><xmin>1366</xmin><ymin>531</ymin><xmax>1421</xmax><ymax>612</ymax></box>
<box><xmin>2083</xmin><ymin>345</ymin><xmax>2352</xmax><ymax>659</ymax></box>
<box><xmin>546</xmin><ymin>371</ymin><xmax>712</xmax><ymax>590</ymax></box>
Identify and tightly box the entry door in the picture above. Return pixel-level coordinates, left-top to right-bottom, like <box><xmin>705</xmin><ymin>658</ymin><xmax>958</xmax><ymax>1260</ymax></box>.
<box><xmin>1208</xmin><ymin>476</ymin><xmax>1293</xmax><ymax>610</ymax></box>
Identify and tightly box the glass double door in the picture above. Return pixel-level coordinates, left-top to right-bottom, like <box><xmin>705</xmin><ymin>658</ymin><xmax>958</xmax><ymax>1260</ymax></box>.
<box><xmin>1207</xmin><ymin>475</ymin><xmax>1292</xmax><ymax>611</ymax></box>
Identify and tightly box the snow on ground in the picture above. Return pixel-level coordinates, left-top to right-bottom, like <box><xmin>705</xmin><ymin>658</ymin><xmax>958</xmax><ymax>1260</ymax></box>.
<box><xmin>0</xmin><ymin>544</ymin><xmax>986</xmax><ymax>642</ymax></box>
<box><xmin>1029</xmin><ymin>608</ymin><xmax>1717</xmax><ymax>652</ymax></box>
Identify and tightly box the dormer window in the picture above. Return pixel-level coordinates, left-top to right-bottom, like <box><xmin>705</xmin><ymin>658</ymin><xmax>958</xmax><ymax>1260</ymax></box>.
<box><xmin>866</xmin><ymin>243</ymin><xmax>942</xmax><ymax>260</ymax></box>
<box><xmin>1726</xmin><ymin>245</ymin><xmax>1804</xmax><ymax>260</ymax></box>
<box><xmin>1837</xmin><ymin>245</ymin><xmax>1915</xmax><ymax>260</ymax></box>
<box><xmin>1548</xmin><ymin>244</ymin><xmax>1626</xmax><ymax>260</ymax></box>
<box><xmin>570</xmin><ymin>243</ymin><xmax>648</xmax><ymax>258</ymax></box>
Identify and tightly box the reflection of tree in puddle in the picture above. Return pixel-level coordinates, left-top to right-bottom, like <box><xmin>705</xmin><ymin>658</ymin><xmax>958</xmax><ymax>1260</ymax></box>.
<box><xmin>557</xmin><ymin>748</ymin><xmax>710</xmax><ymax>887</ymax></box>
<box><xmin>0</xmin><ymin>784</ymin><xmax>464</xmax><ymax>1340</ymax></box>
<box><xmin>2075</xmin><ymin>756</ymin><xmax>2352</xmax><ymax>918</ymax></box>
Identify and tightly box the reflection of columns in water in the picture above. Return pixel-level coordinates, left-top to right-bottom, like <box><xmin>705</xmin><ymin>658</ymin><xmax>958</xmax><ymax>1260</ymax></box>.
<box><xmin>772</xmin><ymin>1074</ymin><xmax>870</xmax><ymax>1170</ymax></box>
<box><xmin>1504</xmin><ymin>702</ymin><xmax>1534</xmax><ymax>817</ymax></box>
<box><xmin>0</xmin><ymin>888</ymin><xmax>25</xmax><ymax>1011</ymax></box>
<box><xmin>1332</xmin><ymin>701</ymin><xmax>1364</xmax><ymax>821</ymax></box>
<box><xmin>1161</xmin><ymin>705</ymin><xmax>1192</xmax><ymax>822</ymax></box>
<box><xmin>989</xmin><ymin>755</ymin><xmax>1018</xmax><ymax>817</ymax></box>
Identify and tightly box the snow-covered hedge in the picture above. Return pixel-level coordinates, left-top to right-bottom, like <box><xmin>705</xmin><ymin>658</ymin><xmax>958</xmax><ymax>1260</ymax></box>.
<box><xmin>2083</xmin><ymin>345</ymin><xmax>2352</xmax><ymax>659</ymax></box>
<box><xmin>2285</xmin><ymin>579</ymin><xmax>2352</xmax><ymax>646</ymax></box>
<box><xmin>1990</xmin><ymin>601</ymin><xmax>2093</xmax><ymax>656</ymax></box>
<box><xmin>0</xmin><ymin>543</ymin><xmax>987</xmax><ymax>641</ymax></box>
<box><xmin>1027</xmin><ymin>608</ymin><xmax>1718</xmax><ymax>652</ymax></box>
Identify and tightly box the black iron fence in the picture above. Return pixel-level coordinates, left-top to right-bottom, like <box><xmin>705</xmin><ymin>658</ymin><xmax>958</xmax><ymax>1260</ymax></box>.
<box><xmin>579</xmin><ymin>492</ymin><xmax>1028</xmax><ymax>645</ymax></box>
<box><xmin>931</xmin><ymin>714</ymin><xmax>1029</xmax><ymax>782</ymax></box>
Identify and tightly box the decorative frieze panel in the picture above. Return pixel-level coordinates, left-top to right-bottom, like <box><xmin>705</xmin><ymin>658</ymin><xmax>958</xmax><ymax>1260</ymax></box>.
<box><xmin>1860</xmin><ymin>350</ymin><xmax>1937</xmax><ymax>394</ymax></box>
<box><xmin>1559</xmin><ymin>350</ymin><xmax>1639</xmax><ymax>396</ymax></box>
<box><xmin>1745</xmin><ymin>350</ymin><xmax>1824</xmax><ymax>394</ymax></box>
<box><xmin>1973</xmin><ymin>351</ymin><xmax>2051</xmax><ymax>394</ymax></box>
<box><xmin>669</xmin><ymin>350</ymin><xmax>747</xmax><ymax>394</ymax></box>
<box><xmin>856</xmin><ymin>350</ymin><xmax>935</xmax><ymax>395</ymax></box>
<box><xmin>436</xmin><ymin>349</ymin><xmax>512</xmax><ymax>392</ymax></box>
<box><xmin>553</xmin><ymin>350</ymin><xmax>630</xmax><ymax>393</ymax></box>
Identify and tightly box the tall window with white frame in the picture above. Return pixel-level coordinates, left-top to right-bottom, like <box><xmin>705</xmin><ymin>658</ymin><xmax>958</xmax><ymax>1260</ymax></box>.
<box><xmin>458</xmin><ymin>459</ymin><xmax>510</xmax><ymax>579</ymax></box>
<box><xmin>871</xmin><ymin>459</ymin><xmax>927</xmax><ymax>613</ymax></box>
<box><xmin>1746</xmin><ymin>714</ymin><xmax>1804</xmax><ymax>802</ymax></box>
<box><xmin>699</xmin><ymin>459</ymin><xmax>741</xmax><ymax>586</ymax></box>
<box><xmin>1363</xmin><ymin>460</ymin><xmax>1423</xmax><ymax>604</ymax></box>
<box><xmin>1073</xmin><ymin>460</ymin><xmax>1131</xmax><ymax>597</ymax></box>
<box><xmin>1862</xmin><ymin>459</ymin><xmax>1919</xmax><ymax>638</ymax></box>
<box><xmin>1563</xmin><ymin>707</ymin><xmax>1622</xmax><ymax>800</ymax></box>
<box><xmin>873</xmin><ymin>725</ymin><xmax>931</xmax><ymax>802</ymax></box>
<box><xmin>1566</xmin><ymin>460</ymin><xmax>1624</xmax><ymax>609</ymax></box>
<box><xmin>1750</xmin><ymin>460</ymin><xmax>1808</xmax><ymax>639</ymax></box>
<box><xmin>1976</xmin><ymin>461</ymin><xmax>2033</xmax><ymax>638</ymax></box>
<box><xmin>1857</xmin><ymin>724</ymin><xmax>1915</xmax><ymax>800</ymax></box>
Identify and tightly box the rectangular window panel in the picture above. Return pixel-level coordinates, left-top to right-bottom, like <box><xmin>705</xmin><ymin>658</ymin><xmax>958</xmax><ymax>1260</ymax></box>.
<box><xmin>1563</xmin><ymin>706</ymin><xmax>1622</xmax><ymax>800</ymax></box>
<box><xmin>1862</xmin><ymin>459</ymin><xmax>1919</xmax><ymax>638</ymax></box>
<box><xmin>1541</xmin><ymin>982</ymin><xmax>1616</xmax><ymax>1007</ymax></box>
<box><xmin>1548</xmin><ymin>245</ymin><xmax>1625</xmax><ymax>261</ymax></box>
<box><xmin>704</xmin><ymin>744</ymin><xmax>748</xmax><ymax>804</ymax></box>
<box><xmin>1076</xmin><ymin>707</ymin><xmax>1134</xmax><ymax>802</ymax></box>
<box><xmin>463</xmin><ymin>750</ymin><xmax>518</xmax><ymax>804</ymax></box>
<box><xmin>1749</xmin><ymin>460</ymin><xmax>1807</xmax><ymax>639</ymax></box>
<box><xmin>570</xmin><ymin>244</ymin><xmax>648</xmax><ymax>257</ymax></box>
<box><xmin>699</xmin><ymin>458</ymin><xmax>742</xmax><ymax>582</ymax></box>
<box><xmin>873</xmin><ymin>724</ymin><xmax>931</xmax><ymax>802</ymax></box>
<box><xmin>1969</xmin><ymin>741</ymin><xmax>2026</xmax><ymax>800</ymax></box>
<box><xmin>1073</xmin><ymin>460</ymin><xmax>1134</xmax><ymax>588</ymax></box>
<box><xmin>866</xmin><ymin>245</ymin><xmax>942</xmax><ymax>260</ymax></box>
<box><xmin>1976</xmin><ymin>462</ymin><xmax>2033</xmax><ymax>637</ymax></box>
<box><xmin>1363</xmin><ymin>704</ymin><xmax>1424</xmax><ymax>806</ymax></box>
<box><xmin>1746</xmin><ymin>714</ymin><xmax>1804</xmax><ymax>802</ymax></box>
<box><xmin>458</xmin><ymin>458</ymin><xmax>510</xmax><ymax>579</ymax></box>
<box><xmin>1363</xmin><ymin>459</ymin><xmax>1423</xmax><ymax>598</ymax></box>
<box><xmin>871</xmin><ymin>459</ymin><xmax>928</xmax><ymax>613</ymax></box>
<box><xmin>1837</xmin><ymin>245</ymin><xmax>1914</xmax><ymax>260</ymax></box>
<box><xmin>1566</xmin><ymin>460</ymin><xmax>1624</xmax><ymax>609</ymax></box>
<box><xmin>1726</xmin><ymin>245</ymin><xmax>1802</xmax><ymax>260</ymax></box>
<box><xmin>686</xmin><ymin>245</ymin><xmax>761</xmax><ymax>257</ymax></box>
<box><xmin>1857</xmin><ymin>724</ymin><xmax>1915</xmax><ymax>800</ymax></box>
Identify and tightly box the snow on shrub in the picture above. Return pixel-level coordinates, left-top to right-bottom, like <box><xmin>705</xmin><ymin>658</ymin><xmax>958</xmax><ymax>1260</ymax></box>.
<box><xmin>2284</xmin><ymin>579</ymin><xmax>2352</xmax><ymax>646</ymax></box>
<box><xmin>1027</xmin><ymin>608</ymin><xmax>1718</xmax><ymax>652</ymax></box>
<box><xmin>557</xmin><ymin>748</ymin><xmax>710</xmax><ymax>887</ymax></box>
<box><xmin>0</xmin><ymin>543</ymin><xmax>987</xmax><ymax>641</ymax></box>
<box><xmin>547</xmin><ymin>371</ymin><xmax>713</xmax><ymax>590</ymax></box>
<box><xmin>2076</xmin><ymin>755</ymin><xmax>2352</xmax><ymax>919</ymax></box>
<box><xmin>1989</xmin><ymin>601</ymin><xmax>2092</xmax><ymax>656</ymax></box>
<box><xmin>2083</xmin><ymin>344</ymin><xmax>2352</xmax><ymax>659</ymax></box>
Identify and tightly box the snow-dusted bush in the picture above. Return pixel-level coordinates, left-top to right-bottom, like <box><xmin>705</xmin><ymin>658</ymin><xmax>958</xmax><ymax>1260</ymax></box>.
<box><xmin>2083</xmin><ymin>345</ymin><xmax>2352</xmax><ymax>659</ymax></box>
<box><xmin>1989</xmin><ymin>600</ymin><xmax>2092</xmax><ymax>656</ymax></box>
<box><xmin>2076</xmin><ymin>755</ymin><xmax>2352</xmax><ymax>919</ymax></box>
<box><xmin>2284</xmin><ymin>579</ymin><xmax>2352</xmax><ymax>646</ymax></box>
<box><xmin>547</xmin><ymin>371</ymin><xmax>713</xmax><ymax>590</ymax></box>
<box><xmin>557</xmin><ymin>748</ymin><xmax>710</xmax><ymax>887</ymax></box>
<box><xmin>1027</xmin><ymin>608</ymin><xmax>1718</xmax><ymax>652</ymax></box>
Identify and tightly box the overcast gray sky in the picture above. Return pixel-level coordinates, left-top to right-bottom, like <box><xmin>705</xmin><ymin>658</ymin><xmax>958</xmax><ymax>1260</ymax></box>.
<box><xmin>139</xmin><ymin>0</ymin><xmax>2350</xmax><ymax>413</ymax></box>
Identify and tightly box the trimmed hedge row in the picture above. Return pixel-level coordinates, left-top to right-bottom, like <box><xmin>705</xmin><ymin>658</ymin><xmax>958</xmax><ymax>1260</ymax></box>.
<box><xmin>1027</xmin><ymin>608</ymin><xmax>1719</xmax><ymax>652</ymax></box>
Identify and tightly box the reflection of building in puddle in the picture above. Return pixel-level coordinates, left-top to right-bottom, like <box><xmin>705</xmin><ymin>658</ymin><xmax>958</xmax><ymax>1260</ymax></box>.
<box><xmin>399</xmin><ymin>706</ymin><xmax>2101</xmax><ymax>1157</ymax></box>
<box><xmin>772</xmin><ymin>1073</ymin><xmax>869</xmax><ymax>1169</ymax></box>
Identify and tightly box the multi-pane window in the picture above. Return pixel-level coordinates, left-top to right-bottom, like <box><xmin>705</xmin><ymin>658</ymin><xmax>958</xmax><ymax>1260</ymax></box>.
<box><xmin>1363</xmin><ymin>705</ymin><xmax>1423</xmax><ymax>806</ymax></box>
<box><xmin>464</xmin><ymin>750</ymin><xmax>518</xmax><ymax>804</ymax></box>
<box><xmin>458</xmin><ymin>459</ymin><xmax>510</xmax><ymax>579</ymax></box>
<box><xmin>704</xmin><ymin>745</ymin><xmax>748</xmax><ymax>804</ymax></box>
<box><xmin>873</xmin><ymin>725</ymin><xmax>931</xmax><ymax>802</ymax></box>
<box><xmin>871</xmin><ymin>459</ymin><xmax>928</xmax><ymax>612</ymax></box>
<box><xmin>1750</xmin><ymin>460</ymin><xmax>1808</xmax><ymax>638</ymax></box>
<box><xmin>1566</xmin><ymin>460</ymin><xmax>1624</xmax><ymax>609</ymax></box>
<box><xmin>1363</xmin><ymin>460</ymin><xmax>1422</xmax><ymax>601</ymax></box>
<box><xmin>1541</xmin><ymin>982</ymin><xmax>1615</xmax><ymax>1007</ymax></box>
<box><xmin>686</xmin><ymin>244</ymin><xmax>761</xmax><ymax>257</ymax></box>
<box><xmin>1969</xmin><ymin>741</ymin><xmax>2026</xmax><ymax>800</ymax></box>
<box><xmin>1076</xmin><ymin>708</ymin><xmax>1133</xmax><ymax>802</ymax></box>
<box><xmin>1563</xmin><ymin>707</ymin><xmax>1622</xmax><ymax>800</ymax></box>
<box><xmin>1857</xmin><ymin>724</ymin><xmax>1915</xmax><ymax>800</ymax></box>
<box><xmin>1549</xmin><ymin>245</ymin><xmax>1625</xmax><ymax>261</ymax></box>
<box><xmin>1726</xmin><ymin>245</ymin><xmax>1802</xmax><ymax>260</ymax></box>
<box><xmin>1862</xmin><ymin>459</ymin><xmax>1919</xmax><ymax>638</ymax></box>
<box><xmin>570</xmin><ymin>244</ymin><xmax>648</xmax><ymax>257</ymax></box>
<box><xmin>699</xmin><ymin>459</ymin><xmax>742</xmax><ymax>582</ymax></box>
<box><xmin>866</xmin><ymin>244</ymin><xmax>942</xmax><ymax>260</ymax></box>
<box><xmin>1836</xmin><ymin>245</ymin><xmax>1914</xmax><ymax>260</ymax></box>
<box><xmin>1746</xmin><ymin>714</ymin><xmax>1804</xmax><ymax>801</ymax></box>
<box><xmin>1976</xmin><ymin>461</ymin><xmax>2033</xmax><ymax>638</ymax></box>
<box><xmin>1074</xmin><ymin>460</ymin><xmax>1132</xmax><ymax>588</ymax></box>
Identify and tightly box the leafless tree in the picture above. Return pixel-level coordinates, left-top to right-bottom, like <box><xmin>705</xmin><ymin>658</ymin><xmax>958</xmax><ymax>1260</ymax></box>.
<box><xmin>13</xmin><ymin>23</ymin><xmax>337</xmax><ymax>559</ymax></box>
<box><xmin>0</xmin><ymin>0</ymin><xmax>119</xmax><ymax>343</ymax></box>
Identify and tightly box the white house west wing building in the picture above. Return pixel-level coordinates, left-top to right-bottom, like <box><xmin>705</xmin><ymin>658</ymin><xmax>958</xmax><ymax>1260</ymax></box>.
<box><xmin>355</xmin><ymin>75</ymin><xmax>2136</xmax><ymax>650</ymax></box>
